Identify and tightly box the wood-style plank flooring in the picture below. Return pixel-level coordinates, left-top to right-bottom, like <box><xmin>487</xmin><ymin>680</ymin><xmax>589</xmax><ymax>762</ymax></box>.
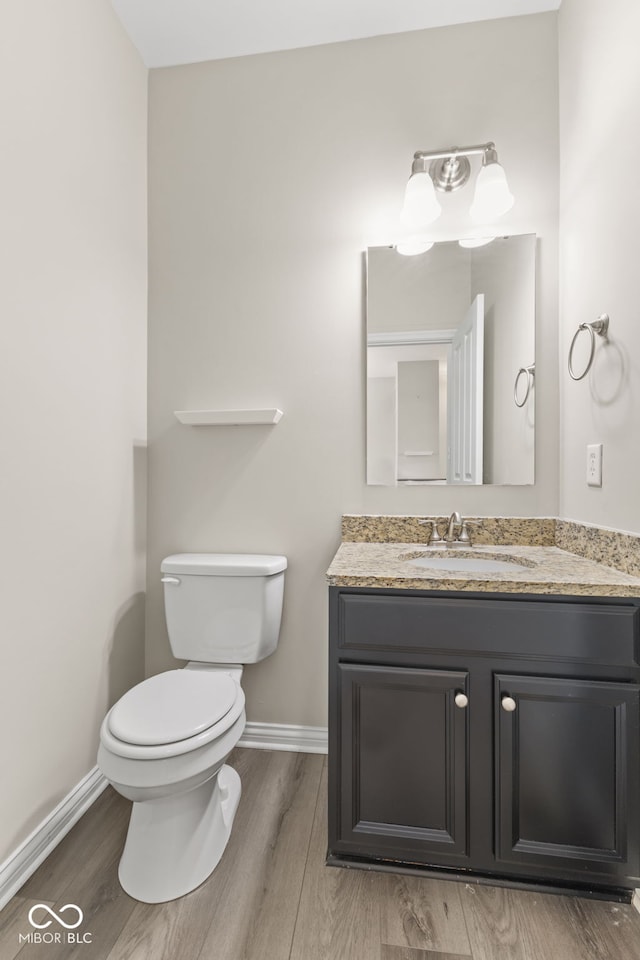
<box><xmin>2</xmin><ymin>749</ymin><xmax>640</xmax><ymax>960</ymax></box>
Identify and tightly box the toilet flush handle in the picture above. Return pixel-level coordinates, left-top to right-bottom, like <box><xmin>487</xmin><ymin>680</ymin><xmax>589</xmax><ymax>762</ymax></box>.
<box><xmin>161</xmin><ymin>576</ymin><xmax>181</xmax><ymax>585</ymax></box>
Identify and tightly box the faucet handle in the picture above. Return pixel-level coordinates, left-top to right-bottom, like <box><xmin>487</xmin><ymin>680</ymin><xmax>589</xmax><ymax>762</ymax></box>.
<box><xmin>418</xmin><ymin>519</ymin><xmax>442</xmax><ymax>543</ymax></box>
<box><xmin>458</xmin><ymin>521</ymin><xmax>475</xmax><ymax>544</ymax></box>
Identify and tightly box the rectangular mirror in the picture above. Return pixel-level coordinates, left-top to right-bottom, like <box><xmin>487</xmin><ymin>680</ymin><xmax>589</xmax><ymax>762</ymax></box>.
<box><xmin>366</xmin><ymin>233</ymin><xmax>536</xmax><ymax>485</ymax></box>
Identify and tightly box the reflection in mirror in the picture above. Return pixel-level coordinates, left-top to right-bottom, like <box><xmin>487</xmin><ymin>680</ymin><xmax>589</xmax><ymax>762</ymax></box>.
<box><xmin>366</xmin><ymin>234</ymin><xmax>536</xmax><ymax>486</ymax></box>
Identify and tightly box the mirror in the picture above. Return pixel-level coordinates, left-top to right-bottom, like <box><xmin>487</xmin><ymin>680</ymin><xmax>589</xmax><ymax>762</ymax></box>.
<box><xmin>366</xmin><ymin>233</ymin><xmax>536</xmax><ymax>485</ymax></box>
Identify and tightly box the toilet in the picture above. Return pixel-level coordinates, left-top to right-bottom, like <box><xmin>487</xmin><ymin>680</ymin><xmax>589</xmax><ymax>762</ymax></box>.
<box><xmin>97</xmin><ymin>552</ymin><xmax>287</xmax><ymax>903</ymax></box>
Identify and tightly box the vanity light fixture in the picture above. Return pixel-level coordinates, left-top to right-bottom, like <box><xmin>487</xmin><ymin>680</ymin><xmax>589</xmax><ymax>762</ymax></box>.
<box><xmin>401</xmin><ymin>142</ymin><xmax>514</xmax><ymax>230</ymax></box>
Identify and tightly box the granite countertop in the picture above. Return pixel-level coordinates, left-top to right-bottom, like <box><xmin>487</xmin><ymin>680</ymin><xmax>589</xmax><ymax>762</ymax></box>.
<box><xmin>326</xmin><ymin>541</ymin><xmax>640</xmax><ymax>598</ymax></box>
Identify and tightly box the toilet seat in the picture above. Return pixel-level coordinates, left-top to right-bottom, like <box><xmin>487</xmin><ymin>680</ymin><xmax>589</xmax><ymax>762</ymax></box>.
<box><xmin>108</xmin><ymin>670</ymin><xmax>238</xmax><ymax>746</ymax></box>
<box><xmin>100</xmin><ymin>674</ymin><xmax>245</xmax><ymax>761</ymax></box>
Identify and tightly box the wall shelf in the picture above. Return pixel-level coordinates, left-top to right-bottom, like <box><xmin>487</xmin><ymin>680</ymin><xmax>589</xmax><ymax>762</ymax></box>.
<box><xmin>174</xmin><ymin>408</ymin><xmax>283</xmax><ymax>426</ymax></box>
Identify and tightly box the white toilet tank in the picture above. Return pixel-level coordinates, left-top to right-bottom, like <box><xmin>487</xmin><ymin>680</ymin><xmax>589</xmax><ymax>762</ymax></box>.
<box><xmin>161</xmin><ymin>554</ymin><xmax>287</xmax><ymax>664</ymax></box>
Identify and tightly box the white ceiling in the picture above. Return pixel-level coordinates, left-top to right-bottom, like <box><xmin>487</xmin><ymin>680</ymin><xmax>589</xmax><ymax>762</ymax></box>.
<box><xmin>110</xmin><ymin>0</ymin><xmax>561</xmax><ymax>69</ymax></box>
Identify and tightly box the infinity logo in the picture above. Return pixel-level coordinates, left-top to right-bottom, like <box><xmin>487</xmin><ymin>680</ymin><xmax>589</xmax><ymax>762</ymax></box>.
<box><xmin>28</xmin><ymin>904</ymin><xmax>84</xmax><ymax>930</ymax></box>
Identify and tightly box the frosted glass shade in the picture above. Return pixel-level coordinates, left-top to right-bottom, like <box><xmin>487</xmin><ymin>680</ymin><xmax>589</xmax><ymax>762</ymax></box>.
<box><xmin>396</xmin><ymin>238</ymin><xmax>434</xmax><ymax>256</ymax></box>
<box><xmin>470</xmin><ymin>161</ymin><xmax>514</xmax><ymax>222</ymax></box>
<box><xmin>401</xmin><ymin>172</ymin><xmax>442</xmax><ymax>228</ymax></box>
<box><xmin>458</xmin><ymin>234</ymin><xmax>495</xmax><ymax>249</ymax></box>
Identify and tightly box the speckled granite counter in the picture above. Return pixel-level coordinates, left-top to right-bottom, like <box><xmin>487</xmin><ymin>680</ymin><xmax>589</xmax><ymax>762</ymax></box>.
<box><xmin>341</xmin><ymin>514</ymin><xmax>556</xmax><ymax>547</ymax></box>
<box><xmin>327</xmin><ymin>541</ymin><xmax>640</xmax><ymax>597</ymax></box>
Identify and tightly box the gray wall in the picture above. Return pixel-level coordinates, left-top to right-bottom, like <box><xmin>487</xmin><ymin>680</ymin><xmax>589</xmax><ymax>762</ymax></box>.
<box><xmin>147</xmin><ymin>13</ymin><xmax>559</xmax><ymax>727</ymax></box>
<box><xmin>558</xmin><ymin>0</ymin><xmax>640</xmax><ymax>534</ymax></box>
<box><xmin>0</xmin><ymin>0</ymin><xmax>147</xmax><ymax>862</ymax></box>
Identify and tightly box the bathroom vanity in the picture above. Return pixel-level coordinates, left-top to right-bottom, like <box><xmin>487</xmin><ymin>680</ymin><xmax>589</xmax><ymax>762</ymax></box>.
<box><xmin>327</xmin><ymin>524</ymin><xmax>640</xmax><ymax>900</ymax></box>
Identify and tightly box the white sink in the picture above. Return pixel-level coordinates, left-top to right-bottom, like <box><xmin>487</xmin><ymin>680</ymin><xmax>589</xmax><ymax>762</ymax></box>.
<box><xmin>406</xmin><ymin>556</ymin><xmax>531</xmax><ymax>574</ymax></box>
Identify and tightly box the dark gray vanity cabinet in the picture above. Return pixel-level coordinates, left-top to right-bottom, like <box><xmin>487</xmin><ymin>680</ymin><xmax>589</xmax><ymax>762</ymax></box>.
<box><xmin>494</xmin><ymin>673</ymin><xmax>640</xmax><ymax>879</ymax></box>
<box><xmin>337</xmin><ymin>663</ymin><xmax>469</xmax><ymax>862</ymax></box>
<box><xmin>328</xmin><ymin>587</ymin><xmax>640</xmax><ymax>897</ymax></box>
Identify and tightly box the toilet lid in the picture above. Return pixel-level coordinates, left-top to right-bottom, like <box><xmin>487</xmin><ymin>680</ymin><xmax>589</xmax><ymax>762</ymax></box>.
<box><xmin>108</xmin><ymin>670</ymin><xmax>238</xmax><ymax>746</ymax></box>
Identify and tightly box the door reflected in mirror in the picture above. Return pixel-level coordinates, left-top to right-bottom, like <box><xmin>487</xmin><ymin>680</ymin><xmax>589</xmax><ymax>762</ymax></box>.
<box><xmin>366</xmin><ymin>234</ymin><xmax>536</xmax><ymax>486</ymax></box>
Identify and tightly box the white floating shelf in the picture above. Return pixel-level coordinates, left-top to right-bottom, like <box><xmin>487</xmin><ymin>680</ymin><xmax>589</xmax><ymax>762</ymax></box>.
<box><xmin>174</xmin><ymin>408</ymin><xmax>283</xmax><ymax>426</ymax></box>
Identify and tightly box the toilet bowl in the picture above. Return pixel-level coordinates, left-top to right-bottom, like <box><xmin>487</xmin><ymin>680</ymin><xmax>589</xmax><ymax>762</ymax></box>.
<box><xmin>97</xmin><ymin>553</ymin><xmax>286</xmax><ymax>903</ymax></box>
<box><xmin>98</xmin><ymin>665</ymin><xmax>246</xmax><ymax>903</ymax></box>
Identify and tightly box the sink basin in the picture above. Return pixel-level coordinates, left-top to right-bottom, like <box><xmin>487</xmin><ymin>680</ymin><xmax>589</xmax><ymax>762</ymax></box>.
<box><xmin>407</xmin><ymin>556</ymin><xmax>531</xmax><ymax>574</ymax></box>
<box><xmin>397</xmin><ymin>548</ymin><xmax>536</xmax><ymax>575</ymax></box>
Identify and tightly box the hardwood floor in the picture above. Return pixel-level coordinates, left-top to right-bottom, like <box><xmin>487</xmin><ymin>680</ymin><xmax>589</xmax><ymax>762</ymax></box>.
<box><xmin>2</xmin><ymin>749</ymin><xmax>640</xmax><ymax>960</ymax></box>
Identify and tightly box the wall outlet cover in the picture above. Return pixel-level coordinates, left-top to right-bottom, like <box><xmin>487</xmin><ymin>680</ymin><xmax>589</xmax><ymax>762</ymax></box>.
<box><xmin>587</xmin><ymin>443</ymin><xmax>603</xmax><ymax>487</ymax></box>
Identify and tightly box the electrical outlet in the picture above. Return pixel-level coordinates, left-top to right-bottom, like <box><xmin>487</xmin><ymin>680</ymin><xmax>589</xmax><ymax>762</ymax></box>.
<box><xmin>587</xmin><ymin>443</ymin><xmax>603</xmax><ymax>487</ymax></box>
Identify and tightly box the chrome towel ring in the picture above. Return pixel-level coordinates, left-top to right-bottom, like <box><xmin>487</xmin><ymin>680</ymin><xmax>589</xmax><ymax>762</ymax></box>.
<box><xmin>568</xmin><ymin>314</ymin><xmax>609</xmax><ymax>381</ymax></box>
<box><xmin>514</xmin><ymin>364</ymin><xmax>535</xmax><ymax>407</ymax></box>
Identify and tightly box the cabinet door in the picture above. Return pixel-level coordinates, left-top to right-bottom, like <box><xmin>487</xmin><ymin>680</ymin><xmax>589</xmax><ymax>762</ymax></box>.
<box><xmin>495</xmin><ymin>674</ymin><xmax>640</xmax><ymax>880</ymax></box>
<box><xmin>336</xmin><ymin>663</ymin><xmax>469</xmax><ymax>862</ymax></box>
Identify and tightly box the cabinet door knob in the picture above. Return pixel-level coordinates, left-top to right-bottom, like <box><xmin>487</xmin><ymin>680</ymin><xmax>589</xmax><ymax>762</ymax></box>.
<box><xmin>454</xmin><ymin>692</ymin><xmax>468</xmax><ymax>709</ymax></box>
<box><xmin>501</xmin><ymin>696</ymin><xmax>517</xmax><ymax>712</ymax></box>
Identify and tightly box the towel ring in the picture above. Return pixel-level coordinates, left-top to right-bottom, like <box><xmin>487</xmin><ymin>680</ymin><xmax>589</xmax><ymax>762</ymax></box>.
<box><xmin>568</xmin><ymin>314</ymin><xmax>609</xmax><ymax>381</ymax></box>
<box><xmin>514</xmin><ymin>364</ymin><xmax>535</xmax><ymax>408</ymax></box>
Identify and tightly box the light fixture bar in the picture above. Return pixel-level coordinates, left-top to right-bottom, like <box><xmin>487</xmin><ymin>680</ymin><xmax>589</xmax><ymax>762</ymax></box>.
<box><xmin>412</xmin><ymin>142</ymin><xmax>496</xmax><ymax>163</ymax></box>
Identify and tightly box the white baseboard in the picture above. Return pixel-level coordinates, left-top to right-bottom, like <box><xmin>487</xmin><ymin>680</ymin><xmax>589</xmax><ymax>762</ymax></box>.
<box><xmin>238</xmin><ymin>721</ymin><xmax>328</xmax><ymax>754</ymax></box>
<box><xmin>0</xmin><ymin>724</ymin><xmax>326</xmax><ymax>910</ymax></box>
<box><xmin>0</xmin><ymin>767</ymin><xmax>107</xmax><ymax>911</ymax></box>
<box><xmin>633</xmin><ymin>889</ymin><xmax>640</xmax><ymax>915</ymax></box>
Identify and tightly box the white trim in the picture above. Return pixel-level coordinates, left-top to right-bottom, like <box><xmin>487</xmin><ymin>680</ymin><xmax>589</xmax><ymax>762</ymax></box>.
<box><xmin>633</xmin><ymin>889</ymin><xmax>640</xmax><ymax>915</ymax></box>
<box><xmin>367</xmin><ymin>329</ymin><xmax>456</xmax><ymax>347</ymax></box>
<box><xmin>238</xmin><ymin>722</ymin><xmax>328</xmax><ymax>754</ymax></box>
<box><xmin>0</xmin><ymin>767</ymin><xmax>107</xmax><ymax>911</ymax></box>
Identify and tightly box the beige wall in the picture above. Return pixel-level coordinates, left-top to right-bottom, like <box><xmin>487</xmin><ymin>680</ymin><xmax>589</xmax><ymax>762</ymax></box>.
<box><xmin>0</xmin><ymin>1</ymin><xmax>147</xmax><ymax>862</ymax></box>
<box><xmin>147</xmin><ymin>13</ymin><xmax>559</xmax><ymax>728</ymax></box>
<box><xmin>558</xmin><ymin>0</ymin><xmax>640</xmax><ymax>534</ymax></box>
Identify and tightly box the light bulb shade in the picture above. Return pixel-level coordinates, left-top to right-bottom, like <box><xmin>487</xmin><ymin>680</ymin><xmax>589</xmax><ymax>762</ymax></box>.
<box><xmin>458</xmin><ymin>233</ymin><xmax>495</xmax><ymax>249</ymax></box>
<box><xmin>470</xmin><ymin>161</ymin><xmax>514</xmax><ymax>222</ymax></box>
<box><xmin>396</xmin><ymin>238</ymin><xmax>434</xmax><ymax>256</ymax></box>
<box><xmin>401</xmin><ymin>172</ymin><xmax>442</xmax><ymax>228</ymax></box>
